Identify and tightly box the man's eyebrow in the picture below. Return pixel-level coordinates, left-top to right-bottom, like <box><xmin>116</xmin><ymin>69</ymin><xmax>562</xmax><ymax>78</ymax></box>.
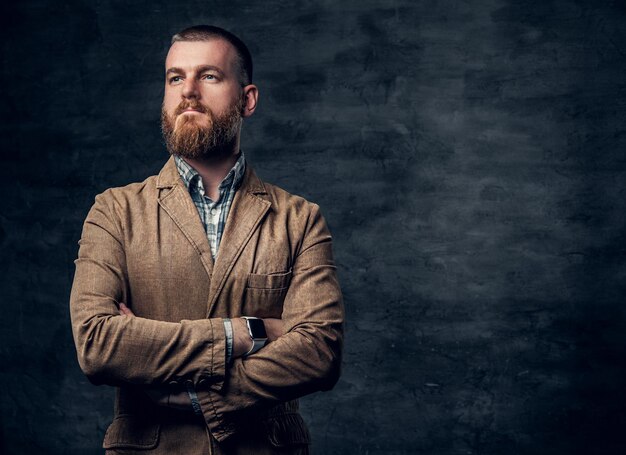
<box><xmin>165</xmin><ymin>65</ymin><xmax>225</xmax><ymax>76</ymax></box>
<box><xmin>195</xmin><ymin>65</ymin><xmax>225</xmax><ymax>76</ymax></box>
<box><xmin>166</xmin><ymin>67</ymin><xmax>184</xmax><ymax>76</ymax></box>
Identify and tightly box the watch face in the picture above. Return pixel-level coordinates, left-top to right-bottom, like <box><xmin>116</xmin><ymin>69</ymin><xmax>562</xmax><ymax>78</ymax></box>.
<box><xmin>247</xmin><ymin>318</ymin><xmax>267</xmax><ymax>339</ymax></box>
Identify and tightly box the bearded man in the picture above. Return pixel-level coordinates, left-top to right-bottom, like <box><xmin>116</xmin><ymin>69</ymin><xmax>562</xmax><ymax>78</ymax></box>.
<box><xmin>69</xmin><ymin>25</ymin><xmax>344</xmax><ymax>455</ymax></box>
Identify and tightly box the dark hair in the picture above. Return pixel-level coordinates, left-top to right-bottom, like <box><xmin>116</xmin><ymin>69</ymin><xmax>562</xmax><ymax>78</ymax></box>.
<box><xmin>171</xmin><ymin>25</ymin><xmax>253</xmax><ymax>85</ymax></box>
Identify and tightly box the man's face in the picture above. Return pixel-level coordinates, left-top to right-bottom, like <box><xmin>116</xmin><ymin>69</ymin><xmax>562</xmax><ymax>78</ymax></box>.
<box><xmin>161</xmin><ymin>39</ymin><xmax>245</xmax><ymax>160</ymax></box>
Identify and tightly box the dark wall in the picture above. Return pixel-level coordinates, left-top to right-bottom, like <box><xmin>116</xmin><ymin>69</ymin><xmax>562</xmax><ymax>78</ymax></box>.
<box><xmin>1</xmin><ymin>1</ymin><xmax>625</xmax><ymax>454</ymax></box>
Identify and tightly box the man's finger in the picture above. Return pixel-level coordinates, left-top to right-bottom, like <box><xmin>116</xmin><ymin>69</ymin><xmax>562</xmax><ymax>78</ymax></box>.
<box><xmin>119</xmin><ymin>302</ymin><xmax>135</xmax><ymax>317</ymax></box>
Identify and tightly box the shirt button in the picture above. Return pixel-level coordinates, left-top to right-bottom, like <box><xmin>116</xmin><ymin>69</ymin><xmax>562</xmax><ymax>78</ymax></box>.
<box><xmin>210</xmin><ymin>208</ymin><xmax>216</xmax><ymax>215</ymax></box>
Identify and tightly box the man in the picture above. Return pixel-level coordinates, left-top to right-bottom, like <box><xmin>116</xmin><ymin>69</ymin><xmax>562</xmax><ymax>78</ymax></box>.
<box><xmin>69</xmin><ymin>25</ymin><xmax>344</xmax><ymax>454</ymax></box>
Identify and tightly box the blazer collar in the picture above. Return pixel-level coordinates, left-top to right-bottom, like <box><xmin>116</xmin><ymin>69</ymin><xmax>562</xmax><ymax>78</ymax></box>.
<box><xmin>156</xmin><ymin>155</ymin><xmax>268</xmax><ymax>195</ymax></box>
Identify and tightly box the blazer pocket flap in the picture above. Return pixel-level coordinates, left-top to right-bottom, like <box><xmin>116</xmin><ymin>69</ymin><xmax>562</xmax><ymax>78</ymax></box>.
<box><xmin>247</xmin><ymin>269</ymin><xmax>293</xmax><ymax>290</ymax></box>
<box><xmin>103</xmin><ymin>415</ymin><xmax>160</xmax><ymax>450</ymax></box>
<box><xmin>263</xmin><ymin>413</ymin><xmax>311</xmax><ymax>447</ymax></box>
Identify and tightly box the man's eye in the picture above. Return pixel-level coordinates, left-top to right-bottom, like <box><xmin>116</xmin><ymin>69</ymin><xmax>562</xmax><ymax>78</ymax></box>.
<box><xmin>169</xmin><ymin>76</ymin><xmax>182</xmax><ymax>84</ymax></box>
<box><xmin>201</xmin><ymin>74</ymin><xmax>216</xmax><ymax>81</ymax></box>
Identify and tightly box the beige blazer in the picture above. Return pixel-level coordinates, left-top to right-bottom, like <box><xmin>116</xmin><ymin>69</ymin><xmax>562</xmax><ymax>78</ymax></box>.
<box><xmin>69</xmin><ymin>156</ymin><xmax>344</xmax><ymax>454</ymax></box>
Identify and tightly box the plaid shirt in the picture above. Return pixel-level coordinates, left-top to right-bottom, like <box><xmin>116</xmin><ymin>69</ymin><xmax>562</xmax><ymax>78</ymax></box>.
<box><xmin>174</xmin><ymin>152</ymin><xmax>246</xmax><ymax>379</ymax></box>
<box><xmin>174</xmin><ymin>152</ymin><xmax>246</xmax><ymax>259</ymax></box>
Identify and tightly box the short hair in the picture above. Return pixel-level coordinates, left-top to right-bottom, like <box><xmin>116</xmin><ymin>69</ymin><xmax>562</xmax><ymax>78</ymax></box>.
<box><xmin>171</xmin><ymin>25</ymin><xmax>253</xmax><ymax>86</ymax></box>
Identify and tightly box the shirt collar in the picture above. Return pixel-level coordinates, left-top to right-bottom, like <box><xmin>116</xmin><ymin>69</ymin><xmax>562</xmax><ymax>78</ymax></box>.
<box><xmin>174</xmin><ymin>152</ymin><xmax>247</xmax><ymax>195</ymax></box>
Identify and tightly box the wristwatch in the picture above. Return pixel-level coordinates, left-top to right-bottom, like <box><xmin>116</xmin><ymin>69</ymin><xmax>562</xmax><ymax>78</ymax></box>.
<box><xmin>241</xmin><ymin>317</ymin><xmax>268</xmax><ymax>357</ymax></box>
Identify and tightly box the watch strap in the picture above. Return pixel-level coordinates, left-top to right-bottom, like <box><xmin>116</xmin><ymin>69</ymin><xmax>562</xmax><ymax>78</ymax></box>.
<box><xmin>245</xmin><ymin>338</ymin><xmax>266</xmax><ymax>356</ymax></box>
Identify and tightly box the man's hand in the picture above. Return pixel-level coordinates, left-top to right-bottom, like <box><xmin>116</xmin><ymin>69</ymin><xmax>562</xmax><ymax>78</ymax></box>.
<box><xmin>263</xmin><ymin>318</ymin><xmax>284</xmax><ymax>342</ymax></box>
<box><xmin>119</xmin><ymin>302</ymin><xmax>134</xmax><ymax>316</ymax></box>
<box><xmin>232</xmin><ymin>317</ymin><xmax>284</xmax><ymax>358</ymax></box>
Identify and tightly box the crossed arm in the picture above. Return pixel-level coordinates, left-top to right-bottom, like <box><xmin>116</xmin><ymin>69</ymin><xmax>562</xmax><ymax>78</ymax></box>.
<box><xmin>116</xmin><ymin>303</ymin><xmax>283</xmax><ymax>410</ymax></box>
<box><xmin>70</xmin><ymin>193</ymin><xmax>343</xmax><ymax>439</ymax></box>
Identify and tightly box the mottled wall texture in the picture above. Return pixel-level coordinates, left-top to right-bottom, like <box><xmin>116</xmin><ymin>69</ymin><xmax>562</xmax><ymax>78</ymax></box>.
<box><xmin>1</xmin><ymin>0</ymin><xmax>625</xmax><ymax>454</ymax></box>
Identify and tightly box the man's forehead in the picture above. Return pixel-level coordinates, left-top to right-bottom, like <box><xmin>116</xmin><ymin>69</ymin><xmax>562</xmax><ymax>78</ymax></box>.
<box><xmin>165</xmin><ymin>39</ymin><xmax>238</xmax><ymax>71</ymax></box>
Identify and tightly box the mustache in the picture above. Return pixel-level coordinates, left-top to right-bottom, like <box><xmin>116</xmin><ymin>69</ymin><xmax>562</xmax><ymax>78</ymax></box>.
<box><xmin>174</xmin><ymin>100</ymin><xmax>209</xmax><ymax>116</ymax></box>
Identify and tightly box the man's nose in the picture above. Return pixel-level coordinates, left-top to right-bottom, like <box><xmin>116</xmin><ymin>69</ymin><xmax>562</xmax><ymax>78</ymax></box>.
<box><xmin>181</xmin><ymin>78</ymin><xmax>199</xmax><ymax>99</ymax></box>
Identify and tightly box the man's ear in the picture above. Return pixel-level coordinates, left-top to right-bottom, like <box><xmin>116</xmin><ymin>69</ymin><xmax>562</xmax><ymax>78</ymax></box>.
<box><xmin>241</xmin><ymin>84</ymin><xmax>259</xmax><ymax>118</ymax></box>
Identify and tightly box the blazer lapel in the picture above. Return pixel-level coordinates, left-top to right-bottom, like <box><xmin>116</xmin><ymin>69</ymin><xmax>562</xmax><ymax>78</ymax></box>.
<box><xmin>207</xmin><ymin>166</ymin><xmax>271</xmax><ymax>317</ymax></box>
<box><xmin>156</xmin><ymin>157</ymin><xmax>214</xmax><ymax>278</ymax></box>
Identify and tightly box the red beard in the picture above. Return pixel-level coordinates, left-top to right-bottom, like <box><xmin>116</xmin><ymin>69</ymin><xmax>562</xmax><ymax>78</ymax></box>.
<box><xmin>161</xmin><ymin>98</ymin><xmax>243</xmax><ymax>160</ymax></box>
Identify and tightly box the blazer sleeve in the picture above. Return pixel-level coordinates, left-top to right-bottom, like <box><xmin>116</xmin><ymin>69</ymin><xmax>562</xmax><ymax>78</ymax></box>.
<box><xmin>196</xmin><ymin>203</ymin><xmax>344</xmax><ymax>442</ymax></box>
<box><xmin>69</xmin><ymin>191</ymin><xmax>227</xmax><ymax>388</ymax></box>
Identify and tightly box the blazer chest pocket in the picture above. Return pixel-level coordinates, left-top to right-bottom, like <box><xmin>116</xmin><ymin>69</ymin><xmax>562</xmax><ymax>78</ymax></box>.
<box><xmin>243</xmin><ymin>269</ymin><xmax>293</xmax><ymax>318</ymax></box>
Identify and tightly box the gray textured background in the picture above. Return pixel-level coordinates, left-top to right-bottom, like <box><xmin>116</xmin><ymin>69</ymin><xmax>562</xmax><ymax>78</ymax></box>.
<box><xmin>1</xmin><ymin>0</ymin><xmax>625</xmax><ymax>454</ymax></box>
